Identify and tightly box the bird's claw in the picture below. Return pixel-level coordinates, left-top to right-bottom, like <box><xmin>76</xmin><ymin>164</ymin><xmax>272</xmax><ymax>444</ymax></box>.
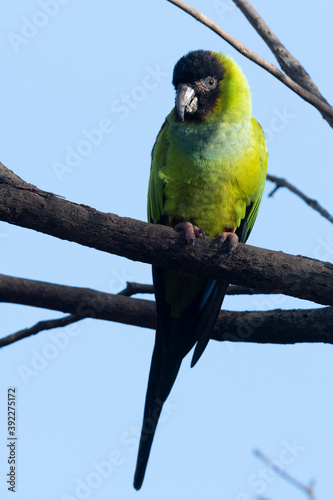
<box><xmin>217</xmin><ymin>231</ymin><xmax>239</xmax><ymax>255</ymax></box>
<box><xmin>190</xmin><ymin>237</ymin><xmax>195</xmax><ymax>250</ymax></box>
<box><xmin>174</xmin><ymin>221</ymin><xmax>205</xmax><ymax>247</ymax></box>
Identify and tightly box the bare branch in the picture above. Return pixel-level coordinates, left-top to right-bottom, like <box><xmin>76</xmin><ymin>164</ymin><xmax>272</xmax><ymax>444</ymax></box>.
<box><xmin>118</xmin><ymin>282</ymin><xmax>154</xmax><ymax>296</ymax></box>
<box><xmin>1</xmin><ymin>281</ymin><xmax>157</xmax><ymax>347</ymax></box>
<box><xmin>232</xmin><ymin>0</ymin><xmax>333</xmax><ymax>127</ymax></box>
<box><xmin>267</xmin><ymin>174</ymin><xmax>333</xmax><ymax>224</ymax></box>
<box><xmin>0</xmin><ymin>282</ymin><xmax>277</xmax><ymax>346</ymax></box>
<box><xmin>226</xmin><ymin>285</ymin><xmax>269</xmax><ymax>295</ymax></box>
<box><xmin>0</xmin><ymin>281</ymin><xmax>297</xmax><ymax>347</ymax></box>
<box><xmin>0</xmin><ymin>273</ymin><xmax>332</xmax><ymax>348</ymax></box>
<box><xmin>1</xmin><ymin>314</ymin><xmax>81</xmax><ymax>348</ymax></box>
<box><xmin>119</xmin><ymin>282</ymin><xmax>271</xmax><ymax>297</ymax></box>
<box><xmin>254</xmin><ymin>449</ymin><xmax>316</xmax><ymax>499</ymax></box>
<box><xmin>1</xmin><ymin>163</ymin><xmax>332</xmax><ymax>306</ymax></box>
<box><xmin>166</xmin><ymin>0</ymin><xmax>333</xmax><ymax>125</ymax></box>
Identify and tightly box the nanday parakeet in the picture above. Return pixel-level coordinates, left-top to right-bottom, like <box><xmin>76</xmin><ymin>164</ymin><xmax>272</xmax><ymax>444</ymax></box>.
<box><xmin>133</xmin><ymin>50</ymin><xmax>268</xmax><ymax>490</ymax></box>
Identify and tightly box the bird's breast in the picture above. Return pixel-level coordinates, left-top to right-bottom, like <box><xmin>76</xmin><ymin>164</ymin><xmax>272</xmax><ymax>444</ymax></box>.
<box><xmin>163</xmin><ymin>119</ymin><xmax>258</xmax><ymax>235</ymax></box>
<box><xmin>169</xmin><ymin>119</ymin><xmax>251</xmax><ymax>160</ymax></box>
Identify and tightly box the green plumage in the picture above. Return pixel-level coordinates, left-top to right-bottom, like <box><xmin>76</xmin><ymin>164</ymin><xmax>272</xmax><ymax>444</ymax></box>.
<box><xmin>134</xmin><ymin>50</ymin><xmax>268</xmax><ymax>490</ymax></box>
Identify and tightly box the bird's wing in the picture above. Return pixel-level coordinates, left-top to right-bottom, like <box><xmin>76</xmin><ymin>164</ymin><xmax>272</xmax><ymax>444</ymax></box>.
<box><xmin>236</xmin><ymin>118</ymin><xmax>268</xmax><ymax>244</ymax></box>
<box><xmin>147</xmin><ymin>119</ymin><xmax>168</xmax><ymax>225</ymax></box>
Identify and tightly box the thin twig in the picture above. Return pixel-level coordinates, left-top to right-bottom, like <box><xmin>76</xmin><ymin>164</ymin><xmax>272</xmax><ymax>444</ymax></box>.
<box><xmin>267</xmin><ymin>174</ymin><xmax>333</xmax><ymax>224</ymax></box>
<box><xmin>0</xmin><ymin>314</ymin><xmax>81</xmax><ymax>348</ymax></box>
<box><xmin>254</xmin><ymin>449</ymin><xmax>316</xmax><ymax>500</ymax></box>
<box><xmin>231</xmin><ymin>0</ymin><xmax>333</xmax><ymax>125</ymax></box>
<box><xmin>166</xmin><ymin>0</ymin><xmax>333</xmax><ymax>123</ymax></box>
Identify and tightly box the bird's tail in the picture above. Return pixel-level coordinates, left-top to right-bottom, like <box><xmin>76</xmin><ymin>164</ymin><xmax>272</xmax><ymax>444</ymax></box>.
<box><xmin>190</xmin><ymin>280</ymin><xmax>229</xmax><ymax>367</ymax></box>
<box><xmin>133</xmin><ymin>337</ymin><xmax>181</xmax><ymax>490</ymax></box>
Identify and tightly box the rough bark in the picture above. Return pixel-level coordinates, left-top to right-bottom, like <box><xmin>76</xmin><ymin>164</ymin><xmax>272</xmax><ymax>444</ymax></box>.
<box><xmin>0</xmin><ymin>273</ymin><xmax>332</xmax><ymax>348</ymax></box>
<box><xmin>0</xmin><ymin>163</ymin><xmax>332</xmax><ymax>306</ymax></box>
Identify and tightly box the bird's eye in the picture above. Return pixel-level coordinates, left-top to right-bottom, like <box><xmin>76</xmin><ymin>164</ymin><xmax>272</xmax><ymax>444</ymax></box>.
<box><xmin>205</xmin><ymin>77</ymin><xmax>217</xmax><ymax>89</ymax></box>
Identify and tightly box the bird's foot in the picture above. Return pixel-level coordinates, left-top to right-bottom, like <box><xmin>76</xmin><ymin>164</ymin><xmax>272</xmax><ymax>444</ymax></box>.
<box><xmin>174</xmin><ymin>221</ymin><xmax>205</xmax><ymax>248</ymax></box>
<box><xmin>217</xmin><ymin>230</ymin><xmax>239</xmax><ymax>255</ymax></box>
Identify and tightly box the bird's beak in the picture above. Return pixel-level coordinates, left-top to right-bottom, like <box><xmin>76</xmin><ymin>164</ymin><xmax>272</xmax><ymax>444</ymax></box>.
<box><xmin>176</xmin><ymin>84</ymin><xmax>198</xmax><ymax>121</ymax></box>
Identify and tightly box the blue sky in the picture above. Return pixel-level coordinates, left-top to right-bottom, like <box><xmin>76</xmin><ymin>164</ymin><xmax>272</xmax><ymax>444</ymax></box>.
<box><xmin>0</xmin><ymin>1</ymin><xmax>332</xmax><ymax>499</ymax></box>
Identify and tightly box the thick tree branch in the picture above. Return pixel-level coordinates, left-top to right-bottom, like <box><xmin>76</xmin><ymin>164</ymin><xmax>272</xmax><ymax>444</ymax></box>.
<box><xmin>267</xmin><ymin>174</ymin><xmax>333</xmax><ymax>224</ymax></box>
<box><xmin>0</xmin><ymin>281</ymin><xmax>282</xmax><ymax>346</ymax></box>
<box><xmin>5</xmin><ymin>281</ymin><xmax>269</xmax><ymax>345</ymax></box>
<box><xmin>1</xmin><ymin>282</ymin><xmax>157</xmax><ymax>348</ymax></box>
<box><xmin>119</xmin><ymin>282</ymin><xmax>270</xmax><ymax>296</ymax></box>
<box><xmin>1</xmin><ymin>282</ymin><xmax>156</xmax><ymax>347</ymax></box>
<box><xmin>166</xmin><ymin>0</ymin><xmax>333</xmax><ymax>126</ymax></box>
<box><xmin>0</xmin><ymin>163</ymin><xmax>332</xmax><ymax>306</ymax></box>
<box><xmin>0</xmin><ymin>273</ymin><xmax>332</xmax><ymax>348</ymax></box>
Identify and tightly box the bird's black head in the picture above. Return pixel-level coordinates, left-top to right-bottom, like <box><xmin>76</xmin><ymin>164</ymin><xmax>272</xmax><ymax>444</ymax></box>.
<box><xmin>172</xmin><ymin>50</ymin><xmax>225</xmax><ymax>122</ymax></box>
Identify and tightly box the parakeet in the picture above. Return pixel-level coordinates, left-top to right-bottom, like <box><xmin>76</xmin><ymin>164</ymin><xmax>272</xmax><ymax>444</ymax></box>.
<box><xmin>133</xmin><ymin>50</ymin><xmax>268</xmax><ymax>490</ymax></box>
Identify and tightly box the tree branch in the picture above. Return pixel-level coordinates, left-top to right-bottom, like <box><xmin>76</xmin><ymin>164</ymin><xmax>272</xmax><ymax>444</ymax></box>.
<box><xmin>0</xmin><ymin>273</ymin><xmax>332</xmax><ymax>348</ymax></box>
<box><xmin>1</xmin><ymin>314</ymin><xmax>81</xmax><ymax>347</ymax></box>
<box><xmin>232</xmin><ymin>0</ymin><xmax>333</xmax><ymax>127</ymax></box>
<box><xmin>1</xmin><ymin>282</ymin><xmax>157</xmax><ymax>347</ymax></box>
<box><xmin>267</xmin><ymin>174</ymin><xmax>333</xmax><ymax>224</ymax></box>
<box><xmin>0</xmin><ymin>281</ymin><xmax>289</xmax><ymax>346</ymax></box>
<box><xmin>0</xmin><ymin>163</ymin><xmax>332</xmax><ymax>306</ymax></box>
<box><xmin>254</xmin><ymin>449</ymin><xmax>316</xmax><ymax>499</ymax></box>
<box><xmin>166</xmin><ymin>0</ymin><xmax>333</xmax><ymax>126</ymax></box>
<box><xmin>119</xmin><ymin>282</ymin><xmax>271</xmax><ymax>296</ymax></box>
<box><xmin>1</xmin><ymin>282</ymin><xmax>158</xmax><ymax>348</ymax></box>
<box><xmin>118</xmin><ymin>282</ymin><xmax>154</xmax><ymax>296</ymax></box>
